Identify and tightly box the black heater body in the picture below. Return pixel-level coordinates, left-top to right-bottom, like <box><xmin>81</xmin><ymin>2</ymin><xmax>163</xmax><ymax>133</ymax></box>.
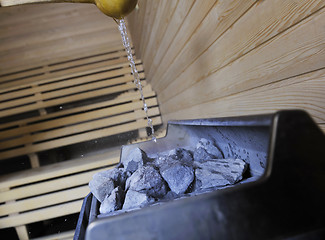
<box><xmin>74</xmin><ymin>110</ymin><xmax>325</xmax><ymax>240</ymax></box>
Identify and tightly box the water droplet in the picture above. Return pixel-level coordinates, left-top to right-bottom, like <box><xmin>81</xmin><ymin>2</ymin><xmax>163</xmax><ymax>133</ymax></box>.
<box><xmin>117</xmin><ymin>19</ymin><xmax>155</xmax><ymax>140</ymax></box>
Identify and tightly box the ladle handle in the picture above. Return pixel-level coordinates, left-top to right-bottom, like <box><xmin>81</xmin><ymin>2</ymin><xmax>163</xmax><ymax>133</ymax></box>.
<box><xmin>0</xmin><ymin>0</ymin><xmax>94</xmax><ymax>7</ymax></box>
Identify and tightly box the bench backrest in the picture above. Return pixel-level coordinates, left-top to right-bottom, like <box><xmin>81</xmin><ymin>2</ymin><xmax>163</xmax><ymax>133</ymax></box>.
<box><xmin>0</xmin><ymin>45</ymin><xmax>162</xmax><ymax>161</ymax></box>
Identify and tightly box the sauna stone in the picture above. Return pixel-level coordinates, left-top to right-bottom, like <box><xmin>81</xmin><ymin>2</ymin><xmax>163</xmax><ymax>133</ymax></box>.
<box><xmin>126</xmin><ymin>165</ymin><xmax>167</xmax><ymax>198</ymax></box>
<box><xmin>123</xmin><ymin>190</ymin><xmax>154</xmax><ymax>210</ymax></box>
<box><xmin>193</xmin><ymin>138</ymin><xmax>223</xmax><ymax>162</ymax></box>
<box><xmin>122</xmin><ymin>147</ymin><xmax>149</xmax><ymax>173</ymax></box>
<box><xmin>89</xmin><ymin>167</ymin><xmax>130</xmax><ymax>202</ymax></box>
<box><xmin>160</xmin><ymin>162</ymin><xmax>194</xmax><ymax>194</ymax></box>
<box><xmin>89</xmin><ymin>172</ymin><xmax>115</xmax><ymax>203</ymax></box>
<box><xmin>91</xmin><ymin>140</ymin><xmax>248</xmax><ymax>215</ymax></box>
<box><xmin>194</xmin><ymin>159</ymin><xmax>247</xmax><ymax>190</ymax></box>
<box><xmin>99</xmin><ymin>186</ymin><xmax>124</xmax><ymax>214</ymax></box>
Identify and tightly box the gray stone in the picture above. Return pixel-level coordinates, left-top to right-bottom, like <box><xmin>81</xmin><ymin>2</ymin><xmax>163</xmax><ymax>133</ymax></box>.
<box><xmin>121</xmin><ymin>147</ymin><xmax>149</xmax><ymax>173</ymax></box>
<box><xmin>122</xmin><ymin>190</ymin><xmax>154</xmax><ymax>210</ymax></box>
<box><xmin>126</xmin><ymin>165</ymin><xmax>167</xmax><ymax>198</ymax></box>
<box><xmin>154</xmin><ymin>148</ymin><xmax>193</xmax><ymax>168</ymax></box>
<box><xmin>193</xmin><ymin>138</ymin><xmax>223</xmax><ymax>162</ymax></box>
<box><xmin>168</xmin><ymin>148</ymin><xmax>194</xmax><ymax>165</ymax></box>
<box><xmin>160</xmin><ymin>163</ymin><xmax>194</xmax><ymax>194</ymax></box>
<box><xmin>195</xmin><ymin>158</ymin><xmax>247</xmax><ymax>190</ymax></box>
<box><xmin>89</xmin><ymin>176</ymin><xmax>115</xmax><ymax>203</ymax></box>
<box><xmin>99</xmin><ymin>186</ymin><xmax>124</xmax><ymax>214</ymax></box>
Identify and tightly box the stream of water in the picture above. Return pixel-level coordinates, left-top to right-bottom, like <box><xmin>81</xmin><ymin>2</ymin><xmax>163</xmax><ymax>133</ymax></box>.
<box><xmin>117</xmin><ymin>18</ymin><xmax>156</xmax><ymax>142</ymax></box>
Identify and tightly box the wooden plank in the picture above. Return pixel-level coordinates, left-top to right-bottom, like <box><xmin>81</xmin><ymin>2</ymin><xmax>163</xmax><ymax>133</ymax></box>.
<box><xmin>160</xmin><ymin>7</ymin><xmax>325</xmax><ymax>115</ymax></box>
<box><xmin>15</xmin><ymin>225</ymin><xmax>29</xmax><ymax>240</ymax></box>
<box><xmin>137</xmin><ymin>0</ymin><xmax>178</xmax><ymax>71</ymax></box>
<box><xmin>0</xmin><ymin>147</ymin><xmax>120</xmax><ymax>190</ymax></box>
<box><xmin>156</xmin><ymin>0</ymin><xmax>325</xmax><ymax>99</ymax></box>
<box><xmin>0</xmin><ymin>81</ymin><xmax>136</xmax><ymax>118</ymax></box>
<box><xmin>0</xmin><ymin>185</ymin><xmax>89</xmax><ymax>216</ymax></box>
<box><xmin>0</xmin><ymin>116</ymin><xmax>162</xmax><ymax>160</ymax></box>
<box><xmin>145</xmin><ymin>0</ymin><xmax>195</xmax><ymax>78</ymax></box>
<box><xmin>0</xmin><ymin>97</ymin><xmax>157</xmax><ymax>139</ymax></box>
<box><xmin>0</xmin><ymin>48</ymin><xmax>130</xmax><ymax>85</ymax></box>
<box><xmin>0</xmin><ymin>3</ymin><xmax>88</xmax><ymax>27</ymax></box>
<box><xmin>0</xmin><ymin>64</ymin><xmax>138</xmax><ymax>101</ymax></box>
<box><xmin>138</xmin><ymin>0</ymin><xmax>160</xmax><ymax>61</ymax></box>
<box><xmin>0</xmin><ymin>9</ymin><xmax>108</xmax><ymax>52</ymax></box>
<box><xmin>30</xmin><ymin>230</ymin><xmax>75</xmax><ymax>240</ymax></box>
<box><xmin>0</xmin><ymin>199</ymin><xmax>83</xmax><ymax>229</ymax></box>
<box><xmin>0</xmin><ymin>100</ymin><xmax>159</xmax><ymax>148</ymax></box>
<box><xmin>161</xmin><ymin>68</ymin><xmax>325</xmax><ymax>125</ymax></box>
<box><xmin>0</xmin><ymin>85</ymin><xmax>155</xmax><ymax>130</ymax></box>
<box><xmin>0</xmin><ymin>28</ymin><xmax>122</xmax><ymax>72</ymax></box>
<box><xmin>0</xmin><ymin>58</ymin><xmax>139</xmax><ymax>94</ymax></box>
<box><xmin>0</xmin><ymin>41</ymin><xmax>123</xmax><ymax>77</ymax></box>
<box><xmin>0</xmin><ymin>167</ymin><xmax>111</xmax><ymax>203</ymax></box>
<box><xmin>144</xmin><ymin>0</ymin><xmax>216</xmax><ymax>79</ymax></box>
<box><xmin>150</xmin><ymin>0</ymin><xmax>255</xmax><ymax>90</ymax></box>
<box><xmin>0</xmin><ymin>72</ymin><xmax>145</xmax><ymax>111</ymax></box>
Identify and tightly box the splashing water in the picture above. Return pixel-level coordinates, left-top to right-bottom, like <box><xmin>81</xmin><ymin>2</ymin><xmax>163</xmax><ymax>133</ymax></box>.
<box><xmin>117</xmin><ymin>18</ymin><xmax>156</xmax><ymax>142</ymax></box>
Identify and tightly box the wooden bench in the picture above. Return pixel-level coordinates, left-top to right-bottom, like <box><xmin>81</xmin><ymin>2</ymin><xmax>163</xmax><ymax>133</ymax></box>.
<box><xmin>0</xmin><ymin>44</ymin><xmax>162</xmax><ymax>164</ymax></box>
<box><xmin>0</xmin><ymin>44</ymin><xmax>163</xmax><ymax>239</ymax></box>
<box><xmin>0</xmin><ymin>148</ymin><xmax>120</xmax><ymax>240</ymax></box>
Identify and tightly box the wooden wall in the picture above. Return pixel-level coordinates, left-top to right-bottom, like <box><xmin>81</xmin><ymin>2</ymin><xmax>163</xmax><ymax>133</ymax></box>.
<box><xmin>0</xmin><ymin>3</ymin><xmax>122</xmax><ymax>75</ymax></box>
<box><xmin>127</xmin><ymin>0</ymin><xmax>325</xmax><ymax>132</ymax></box>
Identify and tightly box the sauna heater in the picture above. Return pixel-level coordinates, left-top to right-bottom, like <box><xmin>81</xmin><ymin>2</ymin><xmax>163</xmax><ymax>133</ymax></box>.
<box><xmin>74</xmin><ymin>110</ymin><xmax>325</xmax><ymax>240</ymax></box>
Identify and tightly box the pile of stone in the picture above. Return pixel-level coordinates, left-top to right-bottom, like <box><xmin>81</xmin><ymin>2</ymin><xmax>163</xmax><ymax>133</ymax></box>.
<box><xmin>89</xmin><ymin>138</ymin><xmax>248</xmax><ymax>215</ymax></box>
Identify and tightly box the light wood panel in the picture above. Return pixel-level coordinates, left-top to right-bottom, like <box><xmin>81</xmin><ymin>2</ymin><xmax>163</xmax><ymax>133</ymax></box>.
<box><xmin>160</xmin><ymin>7</ymin><xmax>325</xmax><ymax>115</ymax></box>
<box><xmin>154</xmin><ymin>0</ymin><xmax>325</xmax><ymax>95</ymax></box>
<box><xmin>162</xmin><ymin>68</ymin><xmax>325</xmax><ymax>124</ymax></box>
<box><xmin>0</xmin><ymin>3</ymin><xmax>119</xmax><ymax>73</ymax></box>
<box><xmin>148</xmin><ymin>0</ymin><xmax>255</xmax><ymax>88</ymax></box>
<box><xmin>128</xmin><ymin>0</ymin><xmax>325</xmax><ymax>128</ymax></box>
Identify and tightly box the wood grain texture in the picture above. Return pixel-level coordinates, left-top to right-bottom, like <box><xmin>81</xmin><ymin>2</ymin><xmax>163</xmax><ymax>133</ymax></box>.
<box><xmin>154</xmin><ymin>0</ymin><xmax>325</xmax><ymax>96</ymax></box>
<box><xmin>0</xmin><ymin>3</ymin><xmax>119</xmax><ymax>72</ymax></box>
<box><xmin>160</xmin><ymin>7</ymin><xmax>325</xmax><ymax>118</ymax></box>
<box><xmin>162</xmin><ymin>68</ymin><xmax>325</xmax><ymax>125</ymax></box>
<box><xmin>149</xmin><ymin>0</ymin><xmax>255</xmax><ymax>90</ymax></box>
<box><xmin>0</xmin><ymin>147</ymin><xmax>120</xmax><ymax>189</ymax></box>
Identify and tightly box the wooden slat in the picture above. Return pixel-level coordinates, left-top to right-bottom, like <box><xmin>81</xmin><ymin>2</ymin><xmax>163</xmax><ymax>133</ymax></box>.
<box><xmin>0</xmin><ymin>51</ymin><xmax>133</xmax><ymax>92</ymax></box>
<box><xmin>137</xmin><ymin>0</ymin><xmax>178</xmax><ymax>70</ymax></box>
<box><xmin>149</xmin><ymin>0</ymin><xmax>255</xmax><ymax>90</ymax></box>
<box><xmin>0</xmin><ymin>115</ymin><xmax>162</xmax><ymax>160</ymax></box>
<box><xmin>143</xmin><ymin>0</ymin><xmax>195</xmax><ymax>77</ymax></box>
<box><xmin>0</xmin><ymin>99</ymin><xmax>159</xmax><ymax>149</ymax></box>
<box><xmin>0</xmin><ymin>200</ymin><xmax>83</xmax><ymax>229</ymax></box>
<box><xmin>0</xmin><ymin>167</ymin><xmax>111</xmax><ymax>203</ymax></box>
<box><xmin>0</xmin><ymin>85</ymin><xmax>155</xmax><ymax>131</ymax></box>
<box><xmin>0</xmin><ymin>9</ymin><xmax>108</xmax><ymax>52</ymax></box>
<box><xmin>0</xmin><ymin>48</ymin><xmax>130</xmax><ymax>86</ymax></box>
<box><xmin>0</xmin><ymin>41</ymin><xmax>123</xmax><ymax>77</ymax></box>
<box><xmin>0</xmin><ymin>27</ymin><xmax>121</xmax><ymax>72</ymax></box>
<box><xmin>0</xmin><ymin>81</ymin><xmax>136</xmax><ymax>118</ymax></box>
<box><xmin>0</xmin><ymin>185</ymin><xmax>89</xmax><ymax>216</ymax></box>
<box><xmin>161</xmin><ymin>68</ymin><xmax>325</xmax><ymax>125</ymax></box>
<box><xmin>0</xmin><ymin>65</ymin><xmax>138</xmax><ymax>101</ymax></box>
<box><xmin>0</xmin><ymin>147</ymin><xmax>120</xmax><ymax>190</ymax></box>
<box><xmin>144</xmin><ymin>0</ymin><xmax>217</xmax><ymax>80</ymax></box>
<box><xmin>160</xmin><ymin>7</ymin><xmax>325</xmax><ymax>115</ymax></box>
<box><xmin>156</xmin><ymin>0</ymin><xmax>325</xmax><ymax>101</ymax></box>
<box><xmin>0</xmin><ymin>72</ymin><xmax>145</xmax><ymax>111</ymax></box>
